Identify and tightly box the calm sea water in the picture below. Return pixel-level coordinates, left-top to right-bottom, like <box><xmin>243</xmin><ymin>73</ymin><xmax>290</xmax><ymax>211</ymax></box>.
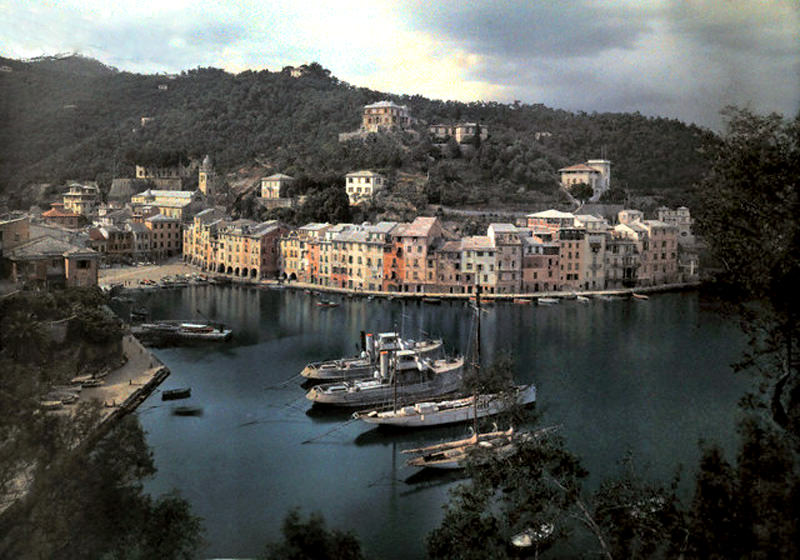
<box><xmin>125</xmin><ymin>286</ymin><xmax>748</xmax><ymax>559</ymax></box>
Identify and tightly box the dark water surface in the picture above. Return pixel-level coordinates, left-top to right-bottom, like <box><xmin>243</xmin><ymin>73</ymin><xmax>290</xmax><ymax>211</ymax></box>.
<box><xmin>129</xmin><ymin>286</ymin><xmax>748</xmax><ymax>559</ymax></box>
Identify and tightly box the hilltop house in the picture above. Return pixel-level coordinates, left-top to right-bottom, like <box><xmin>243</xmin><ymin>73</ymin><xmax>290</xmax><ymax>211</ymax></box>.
<box><xmin>558</xmin><ymin>159</ymin><xmax>611</xmax><ymax>201</ymax></box>
<box><xmin>345</xmin><ymin>171</ymin><xmax>385</xmax><ymax>206</ymax></box>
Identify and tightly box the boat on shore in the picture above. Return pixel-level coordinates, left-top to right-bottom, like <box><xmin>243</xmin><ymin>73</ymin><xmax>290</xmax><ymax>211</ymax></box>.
<box><xmin>353</xmin><ymin>384</ymin><xmax>536</xmax><ymax>428</ymax></box>
<box><xmin>306</xmin><ymin>349</ymin><xmax>464</xmax><ymax>408</ymax></box>
<box><xmin>301</xmin><ymin>332</ymin><xmax>443</xmax><ymax>382</ymax></box>
<box><xmin>131</xmin><ymin>321</ymin><xmax>232</xmax><ymax>342</ymax></box>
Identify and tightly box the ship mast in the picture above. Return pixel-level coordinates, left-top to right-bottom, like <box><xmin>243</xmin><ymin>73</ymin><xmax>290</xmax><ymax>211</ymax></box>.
<box><xmin>472</xmin><ymin>284</ymin><xmax>481</xmax><ymax>434</ymax></box>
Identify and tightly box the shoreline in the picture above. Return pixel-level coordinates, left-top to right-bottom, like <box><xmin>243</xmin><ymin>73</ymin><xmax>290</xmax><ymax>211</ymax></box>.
<box><xmin>105</xmin><ymin>261</ymin><xmax>701</xmax><ymax>300</ymax></box>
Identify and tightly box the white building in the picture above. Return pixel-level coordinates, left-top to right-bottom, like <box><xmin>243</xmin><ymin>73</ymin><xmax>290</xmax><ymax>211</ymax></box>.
<box><xmin>345</xmin><ymin>170</ymin><xmax>385</xmax><ymax>206</ymax></box>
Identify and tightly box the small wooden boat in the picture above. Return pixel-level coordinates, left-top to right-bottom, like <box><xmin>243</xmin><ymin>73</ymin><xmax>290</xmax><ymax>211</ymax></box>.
<box><xmin>576</xmin><ymin>295</ymin><xmax>591</xmax><ymax>303</ymax></box>
<box><xmin>81</xmin><ymin>379</ymin><xmax>105</xmax><ymax>388</ymax></box>
<box><xmin>632</xmin><ymin>293</ymin><xmax>650</xmax><ymax>300</ymax></box>
<box><xmin>537</xmin><ymin>297</ymin><xmax>559</xmax><ymax>305</ymax></box>
<box><xmin>162</xmin><ymin>387</ymin><xmax>192</xmax><ymax>401</ymax></box>
<box><xmin>513</xmin><ymin>298</ymin><xmax>532</xmax><ymax>305</ymax></box>
<box><xmin>316</xmin><ymin>299</ymin><xmax>339</xmax><ymax>308</ymax></box>
<box><xmin>173</xmin><ymin>406</ymin><xmax>203</xmax><ymax>416</ymax></box>
<box><xmin>421</xmin><ymin>297</ymin><xmax>442</xmax><ymax>305</ymax></box>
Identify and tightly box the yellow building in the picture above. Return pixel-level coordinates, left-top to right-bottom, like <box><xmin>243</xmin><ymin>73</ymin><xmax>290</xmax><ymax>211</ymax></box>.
<box><xmin>260</xmin><ymin>173</ymin><xmax>295</xmax><ymax>200</ymax></box>
<box><xmin>131</xmin><ymin>189</ymin><xmax>203</xmax><ymax>221</ymax></box>
<box><xmin>63</xmin><ymin>183</ymin><xmax>100</xmax><ymax>216</ymax></box>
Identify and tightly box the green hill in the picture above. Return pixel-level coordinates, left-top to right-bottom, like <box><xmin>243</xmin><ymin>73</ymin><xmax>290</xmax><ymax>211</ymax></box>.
<box><xmin>0</xmin><ymin>55</ymin><xmax>717</xmax><ymax>209</ymax></box>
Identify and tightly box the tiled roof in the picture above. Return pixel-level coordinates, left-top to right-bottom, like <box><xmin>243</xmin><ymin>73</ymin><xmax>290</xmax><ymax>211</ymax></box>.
<box><xmin>264</xmin><ymin>173</ymin><xmax>294</xmax><ymax>181</ymax></box>
<box><xmin>9</xmin><ymin>235</ymin><xmax>95</xmax><ymax>260</ymax></box>
<box><xmin>489</xmin><ymin>223</ymin><xmax>518</xmax><ymax>232</ymax></box>
<box><xmin>403</xmin><ymin>216</ymin><xmax>438</xmax><ymax>237</ymax></box>
<box><xmin>558</xmin><ymin>163</ymin><xmax>602</xmax><ymax>173</ymax></box>
<box><xmin>346</xmin><ymin>170</ymin><xmax>383</xmax><ymax>177</ymax></box>
<box><xmin>462</xmin><ymin>236</ymin><xmax>494</xmax><ymax>250</ymax></box>
<box><xmin>527</xmin><ymin>209</ymin><xmax>575</xmax><ymax>219</ymax></box>
<box><xmin>43</xmin><ymin>207</ymin><xmax>80</xmax><ymax>218</ymax></box>
<box><xmin>146</xmin><ymin>214</ymin><xmax>178</xmax><ymax>222</ymax></box>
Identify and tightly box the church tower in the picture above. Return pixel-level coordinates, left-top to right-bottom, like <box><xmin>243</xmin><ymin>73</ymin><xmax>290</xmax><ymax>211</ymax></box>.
<box><xmin>198</xmin><ymin>154</ymin><xmax>215</xmax><ymax>196</ymax></box>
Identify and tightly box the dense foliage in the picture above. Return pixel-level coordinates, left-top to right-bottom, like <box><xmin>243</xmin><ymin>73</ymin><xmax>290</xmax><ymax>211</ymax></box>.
<box><xmin>261</xmin><ymin>509</ymin><xmax>364</xmax><ymax>560</ymax></box>
<box><xmin>1</xmin><ymin>55</ymin><xmax>714</xmax><ymax>210</ymax></box>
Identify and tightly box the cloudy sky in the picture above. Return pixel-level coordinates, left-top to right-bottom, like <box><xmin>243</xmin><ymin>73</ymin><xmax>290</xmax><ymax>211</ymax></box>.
<box><xmin>2</xmin><ymin>0</ymin><xmax>798</xmax><ymax>129</ymax></box>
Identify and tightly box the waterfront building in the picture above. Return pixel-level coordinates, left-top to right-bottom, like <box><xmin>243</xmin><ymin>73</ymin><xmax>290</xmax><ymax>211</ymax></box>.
<box><xmin>383</xmin><ymin>224</ymin><xmax>406</xmax><ymax>292</ymax></box>
<box><xmin>182</xmin><ymin>208</ymin><xmax>227</xmax><ymax>270</ymax></box>
<box><xmin>605</xmin><ymin>233</ymin><xmax>639</xmax><ymax>288</ymax></box>
<box><xmin>212</xmin><ymin>220</ymin><xmax>286</xmax><ymax>280</ymax></box>
<box><xmin>641</xmin><ymin>220</ymin><xmax>679</xmax><ymax>286</ymax></box>
<box><xmin>279</xmin><ymin>222</ymin><xmax>330</xmax><ymax>283</ymax></box>
<box><xmin>521</xmin><ymin>237</ymin><xmax>560</xmax><ymax>292</ymax></box>
<box><xmin>145</xmin><ymin>214</ymin><xmax>181</xmax><ymax>260</ymax></box>
<box><xmin>345</xmin><ymin>170</ymin><xmax>385</xmax><ymax>206</ymax></box>
<box><xmin>657</xmin><ymin>206</ymin><xmax>695</xmax><ymax>247</ymax></box>
<box><xmin>394</xmin><ymin>217</ymin><xmax>443</xmax><ymax>293</ymax></box>
<box><xmin>62</xmin><ymin>183</ymin><xmax>100</xmax><ymax>216</ymax></box>
<box><xmin>461</xmin><ymin>235</ymin><xmax>497</xmax><ymax>293</ymax></box>
<box><xmin>433</xmin><ymin>239</ymin><xmax>463</xmax><ymax>294</ymax></box>
<box><xmin>488</xmin><ymin>223</ymin><xmax>524</xmax><ymax>294</ymax></box>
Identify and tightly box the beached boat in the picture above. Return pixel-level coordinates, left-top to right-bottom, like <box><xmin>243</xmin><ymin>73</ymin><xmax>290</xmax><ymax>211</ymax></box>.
<box><xmin>301</xmin><ymin>332</ymin><xmax>443</xmax><ymax>382</ymax></box>
<box><xmin>537</xmin><ymin>297</ymin><xmax>559</xmax><ymax>305</ymax></box>
<box><xmin>131</xmin><ymin>321</ymin><xmax>232</xmax><ymax>342</ymax></box>
<box><xmin>353</xmin><ymin>384</ymin><xmax>536</xmax><ymax>428</ymax></box>
<box><xmin>305</xmin><ymin>350</ymin><xmax>464</xmax><ymax>408</ymax></box>
<box><xmin>162</xmin><ymin>387</ymin><xmax>191</xmax><ymax>401</ymax></box>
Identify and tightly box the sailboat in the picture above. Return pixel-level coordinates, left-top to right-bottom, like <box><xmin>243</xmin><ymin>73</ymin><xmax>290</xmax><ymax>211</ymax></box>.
<box><xmin>401</xmin><ymin>286</ymin><xmax>535</xmax><ymax>469</ymax></box>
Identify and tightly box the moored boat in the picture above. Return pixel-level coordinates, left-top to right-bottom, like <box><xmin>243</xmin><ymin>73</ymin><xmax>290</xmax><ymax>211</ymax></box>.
<box><xmin>306</xmin><ymin>350</ymin><xmax>464</xmax><ymax>408</ymax></box>
<box><xmin>316</xmin><ymin>299</ymin><xmax>339</xmax><ymax>308</ymax></box>
<box><xmin>513</xmin><ymin>298</ymin><xmax>532</xmax><ymax>305</ymax></box>
<box><xmin>576</xmin><ymin>295</ymin><xmax>591</xmax><ymax>303</ymax></box>
<box><xmin>632</xmin><ymin>292</ymin><xmax>650</xmax><ymax>300</ymax></box>
<box><xmin>301</xmin><ymin>332</ymin><xmax>443</xmax><ymax>382</ymax></box>
<box><xmin>353</xmin><ymin>384</ymin><xmax>536</xmax><ymax>428</ymax></box>
<box><xmin>162</xmin><ymin>387</ymin><xmax>192</xmax><ymax>401</ymax></box>
<box><xmin>537</xmin><ymin>297</ymin><xmax>559</xmax><ymax>305</ymax></box>
<box><xmin>131</xmin><ymin>321</ymin><xmax>232</xmax><ymax>342</ymax></box>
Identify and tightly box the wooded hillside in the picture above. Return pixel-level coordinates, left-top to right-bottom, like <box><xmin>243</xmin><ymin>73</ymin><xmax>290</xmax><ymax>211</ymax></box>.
<box><xmin>0</xmin><ymin>54</ymin><xmax>717</xmax><ymax>209</ymax></box>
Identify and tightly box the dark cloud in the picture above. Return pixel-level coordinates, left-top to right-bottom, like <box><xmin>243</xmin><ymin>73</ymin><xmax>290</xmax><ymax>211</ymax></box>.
<box><xmin>406</xmin><ymin>1</ymin><xmax>653</xmax><ymax>59</ymax></box>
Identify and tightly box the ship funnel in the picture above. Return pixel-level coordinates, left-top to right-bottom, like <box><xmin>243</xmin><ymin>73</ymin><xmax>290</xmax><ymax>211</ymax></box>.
<box><xmin>365</xmin><ymin>333</ymin><xmax>374</xmax><ymax>358</ymax></box>
<box><xmin>379</xmin><ymin>350</ymin><xmax>389</xmax><ymax>381</ymax></box>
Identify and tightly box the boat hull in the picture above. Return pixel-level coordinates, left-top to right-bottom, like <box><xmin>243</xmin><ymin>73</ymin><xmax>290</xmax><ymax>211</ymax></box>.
<box><xmin>355</xmin><ymin>384</ymin><xmax>536</xmax><ymax>428</ymax></box>
<box><xmin>306</xmin><ymin>359</ymin><xmax>464</xmax><ymax>408</ymax></box>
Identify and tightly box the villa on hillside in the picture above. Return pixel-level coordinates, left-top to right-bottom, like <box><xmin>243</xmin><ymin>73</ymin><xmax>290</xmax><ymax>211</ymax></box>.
<box><xmin>558</xmin><ymin>159</ymin><xmax>611</xmax><ymax>201</ymax></box>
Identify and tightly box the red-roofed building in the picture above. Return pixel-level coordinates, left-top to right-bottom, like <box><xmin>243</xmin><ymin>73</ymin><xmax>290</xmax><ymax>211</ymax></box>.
<box><xmin>42</xmin><ymin>203</ymin><xmax>84</xmax><ymax>229</ymax></box>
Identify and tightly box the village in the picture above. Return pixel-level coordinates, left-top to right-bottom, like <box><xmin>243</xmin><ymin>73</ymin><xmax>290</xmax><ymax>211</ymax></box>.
<box><xmin>0</xmin><ymin>103</ymin><xmax>698</xmax><ymax>297</ymax></box>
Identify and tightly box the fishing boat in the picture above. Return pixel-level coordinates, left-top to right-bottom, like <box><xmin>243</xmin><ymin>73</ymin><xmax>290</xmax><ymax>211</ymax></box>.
<box><xmin>353</xmin><ymin>384</ymin><xmax>536</xmax><ymax>428</ymax></box>
<box><xmin>403</xmin><ymin>427</ymin><xmax>518</xmax><ymax>469</ymax></box>
<box><xmin>162</xmin><ymin>387</ymin><xmax>191</xmax><ymax>401</ymax></box>
<box><xmin>632</xmin><ymin>292</ymin><xmax>650</xmax><ymax>300</ymax></box>
<box><xmin>513</xmin><ymin>298</ymin><xmax>532</xmax><ymax>305</ymax></box>
<box><xmin>305</xmin><ymin>350</ymin><xmax>464</xmax><ymax>408</ymax></box>
<box><xmin>316</xmin><ymin>299</ymin><xmax>339</xmax><ymax>308</ymax></box>
<box><xmin>537</xmin><ymin>297</ymin><xmax>559</xmax><ymax>305</ymax></box>
<box><xmin>131</xmin><ymin>321</ymin><xmax>232</xmax><ymax>341</ymax></box>
<box><xmin>421</xmin><ymin>297</ymin><xmax>442</xmax><ymax>305</ymax></box>
<box><xmin>301</xmin><ymin>332</ymin><xmax>444</xmax><ymax>382</ymax></box>
<box><xmin>576</xmin><ymin>295</ymin><xmax>591</xmax><ymax>303</ymax></box>
<box><xmin>403</xmin><ymin>425</ymin><xmax>557</xmax><ymax>470</ymax></box>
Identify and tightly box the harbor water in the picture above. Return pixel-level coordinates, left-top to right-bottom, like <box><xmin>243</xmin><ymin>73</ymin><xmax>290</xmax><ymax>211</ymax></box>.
<box><xmin>128</xmin><ymin>286</ymin><xmax>748</xmax><ymax>559</ymax></box>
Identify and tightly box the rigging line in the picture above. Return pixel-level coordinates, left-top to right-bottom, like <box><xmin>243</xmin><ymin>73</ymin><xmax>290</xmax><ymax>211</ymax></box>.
<box><xmin>263</xmin><ymin>372</ymin><xmax>303</xmax><ymax>390</ymax></box>
<box><xmin>302</xmin><ymin>416</ymin><xmax>359</xmax><ymax>444</ymax></box>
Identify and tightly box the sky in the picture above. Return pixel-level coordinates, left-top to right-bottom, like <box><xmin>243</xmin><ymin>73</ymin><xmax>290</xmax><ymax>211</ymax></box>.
<box><xmin>1</xmin><ymin>0</ymin><xmax>798</xmax><ymax>130</ymax></box>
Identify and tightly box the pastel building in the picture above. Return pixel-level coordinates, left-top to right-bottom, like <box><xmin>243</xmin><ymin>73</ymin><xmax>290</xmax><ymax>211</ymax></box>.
<box><xmin>261</xmin><ymin>173</ymin><xmax>295</xmax><ymax>200</ymax></box>
<box><xmin>488</xmin><ymin>224</ymin><xmax>523</xmax><ymax>294</ymax></box>
<box><xmin>362</xmin><ymin>101</ymin><xmax>412</xmax><ymax>132</ymax></box>
<box><xmin>558</xmin><ymin>159</ymin><xmax>611</xmax><ymax>201</ymax></box>
<box><xmin>345</xmin><ymin>171</ymin><xmax>385</xmax><ymax>206</ymax></box>
<box><xmin>63</xmin><ymin>183</ymin><xmax>100</xmax><ymax>216</ymax></box>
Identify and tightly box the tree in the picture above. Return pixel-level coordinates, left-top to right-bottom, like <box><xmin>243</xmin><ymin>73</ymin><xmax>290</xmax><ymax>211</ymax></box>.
<box><xmin>571</xmin><ymin>182</ymin><xmax>594</xmax><ymax>204</ymax></box>
<box><xmin>261</xmin><ymin>509</ymin><xmax>364</xmax><ymax>560</ymax></box>
<box><xmin>695</xmin><ymin>108</ymin><xmax>800</xmax><ymax>437</ymax></box>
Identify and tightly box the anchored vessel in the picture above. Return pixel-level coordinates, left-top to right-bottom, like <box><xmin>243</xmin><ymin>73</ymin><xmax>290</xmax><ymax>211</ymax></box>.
<box><xmin>353</xmin><ymin>384</ymin><xmax>536</xmax><ymax>428</ymax></box>
<box><xmin>305</xmin><ymin>345</ymin><xmax>464</xmax><ymax>408</ymax></box>
<box><xmin>301</xmin><ymin>332</ymin><xmax>443</xmax><ymax>382</ymax></box>
<box><xmin>131</xmin><ymin>321</ymin><xmax>232</xmax><ymax>342</ymax></box>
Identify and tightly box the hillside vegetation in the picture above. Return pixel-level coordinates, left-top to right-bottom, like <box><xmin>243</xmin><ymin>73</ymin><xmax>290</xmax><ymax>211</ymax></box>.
<box><xmin>0</xmin><ymin>54</ymin><xmax>717</xmax><ymax>210</ymax></box>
